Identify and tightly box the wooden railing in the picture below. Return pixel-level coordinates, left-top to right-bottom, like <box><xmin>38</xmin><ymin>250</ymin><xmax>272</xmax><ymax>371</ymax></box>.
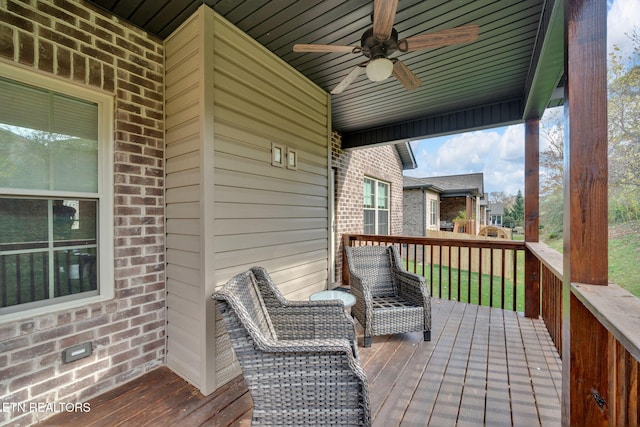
<box><xmin>527</xmin><ymin>242</ymin><xmax>563</xmax><ymax>355</ymax></box>
<box><xmin>343</xmin><ymin>234</ymin><xmax>526</xmax><ymax>311</ymax></box>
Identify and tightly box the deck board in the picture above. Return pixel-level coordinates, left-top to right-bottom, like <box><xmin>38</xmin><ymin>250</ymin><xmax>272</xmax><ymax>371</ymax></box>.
<box><xmin>39</xmin><ymin>299</ymin><xmax>561</xmax><ymax>426</ymax></box>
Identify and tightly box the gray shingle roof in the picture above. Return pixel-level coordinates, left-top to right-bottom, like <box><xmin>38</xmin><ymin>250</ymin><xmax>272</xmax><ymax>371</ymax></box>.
<box><xmin>403</xmin><ymin>173</ymin><xmax>484</xmax><ymax>196</ymax></box>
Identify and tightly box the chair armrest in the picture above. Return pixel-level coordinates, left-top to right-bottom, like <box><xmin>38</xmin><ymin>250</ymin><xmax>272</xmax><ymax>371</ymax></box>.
<box><xmin>268</xmin><ymin>300</ymin><xmax>356</xmax><ymax>341</ymax></box>
<box><xmin>394</xmin><ymin>269</ymin><xmax>430</xmax><ymax>306</ymax></box>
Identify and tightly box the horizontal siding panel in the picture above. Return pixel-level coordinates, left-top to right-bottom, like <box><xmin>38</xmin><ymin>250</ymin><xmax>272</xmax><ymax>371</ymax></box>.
<box><xmin>166</xmin><ymin>150</ymin><xmax>201</xmax><ymax>174</ymax></box>
<box><xmin>214</xmin><ymin>202</ymin><xmax>326</xmax><ymax>219</ymax></box>
<box><xmin>167</xmin><ymin>264</ymin><xmax>201</xmax><ymax>287</ymax></box>
<box><xmin>215</xmin><ymin>228</ymin><xmax>327</xmax><ymax>253</ymax></box>
<box><xmin>167</xmin><ymin>306</ymin><xmax>201</xmax><ymax>337</ymax></box>
<box><xmin>166</xmin><ymin>168</ymin><xmax>200</xmax><ymax>189</ymax></box>
<box><xmin>166</xmin><ymin>202</ymin><xmax>200</xmax><ymax>219</ymax></box>
<box><xmin>215</xmin><ymin>248</ymin><xmax>328</xmax><ymax>283</ymax></box>
<box><xmin>166</xmin><ymin>233</ymin><xmax>200</xmax><ymax>252</ymax></box>
<box><xmin>166</xmin><ymin>249</ymin><xmax>200</xmax><ymax>271</ymax></box>
<box><xmin>214</xmin><ymin>164</ymin><xmax>327</xmax><ymax>196</ymax></box>
<box><xmin>166</xmin><ymin>218</ymin><xmax>200</xmax><ymax>236</ymax></box>
<box><xmin>214</xmin><ymin>46</ymin><xmax>326</xmax><ymax>123</ymax></box>
<box><xmin>166</xmin><ymin>98</ymin><xmax>200</xmax><ymax>131</ymax></box>
<box><xmin>277</xmin><ymin>269</ymin><xmax>328</xmax><ymax>298</ymax></box>
<box><xmin>214</xmin><ymin>89</ymin><xmax>325</xmax><ymax>145</ymax></box>
<box><xmin>214</xmin><ymin>121</ymin><xmax>327</xmax><ymax>160</ymax></box>
<box><xmin>166</xmin><ymin>353</ymin><xmax>200</xmax><ymax>389</ymax></box>
<box><xmin>166</xmin><ymin>185</ymin><xmax>200</xmax><ymax>204</ymax></box>
<box><xmin>165</xmin><ymin>55</ymin><xmax>200</xmax><ymax>101</ymax></box>
<box><xmin>165</xmin><ymin>133</ymin><xmax>200</xmax><ymax>160</ymax></box>
<box><xmin>214</xmin><ymin>15</ymin><xmax>327</xmax><ymax>106</ymax></box>
<box><xmin>214</xmin><ymin>217</ymin><xmax>327</xmax><ymax>236</ymax></box>
<box><xmin>214</xmin><ymin>186</ymin><xmax>326</xmax><ymax>207</ymax></box>
<box><xmin>166</xmin><ymin>118</ymin><xmax>200</xmax><ymax>152</ymax></box>
<box><xmin>213</xmin><ymin>66</ymin><xmax>326</xmax><ymax>135</ymax></box>
<box><xmin>214</xmin><ymin>109</ymin><xmax>324</xmax><ymax>153</ymax></box>
<box><xmin>167</xmin><ymin>277</ymin><xmax>201</xmax><ymax>302</ymax></box>
<box><xmin>167</xmin><ymin>293</ymin><xmax>200</xmax><ymax>323</ymax></box>
<box><xmin>165</xmin><ymin>20</ymin><xmax>199</xmax><ymax>73</ymax></box>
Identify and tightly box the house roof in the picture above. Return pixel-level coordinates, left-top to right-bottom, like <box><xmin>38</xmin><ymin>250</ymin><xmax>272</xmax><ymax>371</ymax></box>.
<box><xmin>85</xmin><ymin>0</ymin><xmax>564</xmax><ymax>149</ymax></box>
<box><xmin>403</xmin><ymin>172</ymin><xmax>484</xmax><ymax>197</ymax></box>
<box><xmin>394</xmin><ymin>142</ymin><xmax>417</xmax><ymax>170</ymax></box>
<box><xmin>488</xmin><ymin>202</ymin><xmax>505</xmax><ymax>215</ymax></box>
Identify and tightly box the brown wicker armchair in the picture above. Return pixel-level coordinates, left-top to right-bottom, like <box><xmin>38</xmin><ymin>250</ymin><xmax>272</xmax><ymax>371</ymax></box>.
<box><xmin>213</xmin><ymin>267</ymin><xmax>370</xmax><ymax>426</ymax></box>
<box><xmin>345</xmin><ymin>245</ymin><xmax>431</xmax><ymax>347</ymax></box>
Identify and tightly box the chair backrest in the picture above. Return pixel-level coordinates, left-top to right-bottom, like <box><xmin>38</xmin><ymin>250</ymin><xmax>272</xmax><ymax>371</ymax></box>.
<box><xmin>345</xmin><ymin>245</ymin><xmax>396</xmax><ymax>297</ymax></box>
<box><xmin>213</xmin><ymin>270</ymin><xmax>277</xmax><ymax>342</ymax></box>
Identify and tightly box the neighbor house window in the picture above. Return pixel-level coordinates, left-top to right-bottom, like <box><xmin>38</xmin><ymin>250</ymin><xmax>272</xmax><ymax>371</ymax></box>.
<box><xmin>0</xmin><ymin>66</ymin><xmax>113</xmax><ymax>318</ymax></box>
<box><xmin>429</xmin><ymin>198</ymin><xmax>438</xmax><ymax>227</ymax></box>
<box><xmin>364</xmin><ymin>177</ymin><xmax>389</xmax><ymax>234</ymax></box>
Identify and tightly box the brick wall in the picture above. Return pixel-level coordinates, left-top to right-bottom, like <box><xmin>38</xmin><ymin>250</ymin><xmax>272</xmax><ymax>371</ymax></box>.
<box><xmin>403</xmin><ymin>188</ymin><xmax>425</xmax><ymax>236</ymax></box>
<box><xmin>0</xmin><ymin>1</ymin><xmax>165</xmax><ymax>425</ymax></box>
<box><xmin>331</xmin><ymin>131</ymin><xmax>404</xmax><ymax>285</ymax></box>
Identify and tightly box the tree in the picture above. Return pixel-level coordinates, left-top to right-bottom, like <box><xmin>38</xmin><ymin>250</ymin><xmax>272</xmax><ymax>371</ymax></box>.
<box><xmin>540</xmin><ymin>109</ymin><xmax>564</xmax><ymax>196</ymax></box>
<box><xmin>608</xmin><ymin>28</ymin><xmax>640</xmax><ymax>221</ymax></box>
<box><xmin>503</xmin><ymin>190</ymin><xmax>524</xmax><ymax>228</ymax></box>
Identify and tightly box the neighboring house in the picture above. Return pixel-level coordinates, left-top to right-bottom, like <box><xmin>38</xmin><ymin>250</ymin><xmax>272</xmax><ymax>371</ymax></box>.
<box><xmin>488</xmin><ymin>202</ymin><xmax>505</xmax><ymax>226</ymax></box>
<box><xmin>331</xmin><ymin>132</ymin><xmax>416</xmax><ymax>285</ymax></box>
<box><xmin>403</xmin><ymin>173</ymin><xmax>485</xmax><ymax>235</ymax></box>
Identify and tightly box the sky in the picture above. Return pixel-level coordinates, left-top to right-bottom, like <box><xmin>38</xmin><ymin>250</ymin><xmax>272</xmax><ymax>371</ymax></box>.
<box><xmin>404</xmin><ymin>0</ymin><xmax>639</xmax><ymax>197</ymax></box>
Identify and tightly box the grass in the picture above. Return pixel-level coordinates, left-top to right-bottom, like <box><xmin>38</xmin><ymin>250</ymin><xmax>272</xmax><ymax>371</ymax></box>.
<box><xmin>406</xmin><ymin>250</ymin><xmax>525</xmax><ymax>312</ymax></box>
<box><xmin>542</xmin><ymin>220</ymin><xmax>640</xmax><ymax>297</ymax></box>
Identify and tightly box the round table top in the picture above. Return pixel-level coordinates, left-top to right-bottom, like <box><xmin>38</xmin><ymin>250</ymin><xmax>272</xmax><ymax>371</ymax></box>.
<box><xmin>309</xmin><ymin>290</ymin><xmax>356</xmax><ymax>308</ymax></box>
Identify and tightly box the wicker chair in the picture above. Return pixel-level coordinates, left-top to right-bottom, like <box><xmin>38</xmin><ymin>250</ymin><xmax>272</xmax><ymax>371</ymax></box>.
<box><xmin>345</xmin><ymin>245</ymin><xmax>431</xmax><ymax>347</ymax></box>
<box><xmin>212</xmin><ymin>267</ymin><xmax>370</xmax><ymax>426</ymax></box>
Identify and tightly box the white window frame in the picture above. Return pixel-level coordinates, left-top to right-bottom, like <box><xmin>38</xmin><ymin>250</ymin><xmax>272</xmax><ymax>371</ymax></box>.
<box><xmin>0</xmin><ymin>62</ymin><xmax>114</xmax><ymax>322</ymax></box>
<box><xmin>428</xmin><ymin>196</ymin><xmax>439</xmax><ymax>229</ymax></box>
<box><xmin>363</xmin><ymin>177</ymin><xmax>390</xmax><ymax>235</ymax></box>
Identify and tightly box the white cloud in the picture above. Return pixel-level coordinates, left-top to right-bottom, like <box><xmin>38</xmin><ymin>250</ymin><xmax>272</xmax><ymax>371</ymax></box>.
<box><xmin>608</xmin><ymin>0</ymin><xmax>639</xmax><ymax>56</ymax></box>
<box><xmin>407</xmin><ymin>125</ymin><xmax>525</xmax><ymax>195</ymax></box>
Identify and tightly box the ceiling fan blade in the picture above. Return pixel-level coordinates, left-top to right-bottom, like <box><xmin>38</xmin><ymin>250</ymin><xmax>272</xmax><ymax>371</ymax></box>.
<box><xmin>331</xmin><ymin>66</ymin><xmax>363</xmax><ymax>94</ymax></box>
<box><xmin>403</xmin><ymin>24</ymin><xmax>480</xmax><ymax>51</ymax></box>
<box><xmin>392</xmin><ymin>60</ymin><xmax>421</xmax><ymax>91</ymax></box>
<box><xmin>373</xmin><ymin>0</ymin><xmax>399</xmax><ymax>41</ymax></box>
<box><xmin>293</xmin><ymin>44</ymin><xmax>356</xmax><ymax>53</ymax></box>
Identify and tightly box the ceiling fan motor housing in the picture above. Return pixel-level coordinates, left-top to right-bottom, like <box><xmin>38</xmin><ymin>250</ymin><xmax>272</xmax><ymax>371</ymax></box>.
<box><xmin>361</xmin><ymin>27</ymin><xmax>399</xmax><ymax>59</ymax></box>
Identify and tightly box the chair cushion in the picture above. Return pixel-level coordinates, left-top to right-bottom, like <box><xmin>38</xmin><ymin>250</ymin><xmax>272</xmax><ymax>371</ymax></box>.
<box><xmin>347</xmin><ymin>246</ymin><xmax>396</xmax><ymax>297</ymax></box>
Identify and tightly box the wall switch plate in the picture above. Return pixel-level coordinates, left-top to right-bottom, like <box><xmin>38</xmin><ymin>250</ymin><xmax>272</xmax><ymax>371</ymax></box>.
<box><xmin>62</xmin><ymin>342</ymin><xmax>92</xmax><ymax>363</ymax></box>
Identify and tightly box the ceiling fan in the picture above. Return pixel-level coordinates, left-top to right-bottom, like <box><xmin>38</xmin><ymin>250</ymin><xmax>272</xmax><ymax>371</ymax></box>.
<box><xmin>293</xmin><ymin>0</ymin><xmax>479</xmax><ymax>94</ymax></box>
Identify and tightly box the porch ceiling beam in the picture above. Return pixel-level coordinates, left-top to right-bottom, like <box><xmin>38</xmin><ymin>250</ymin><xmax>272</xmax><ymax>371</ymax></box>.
<box><xmin>522</xmin><ymin>0</ymin><xmax>565</xmax><ymax>119</ymax></box>
<box><xmin>341</xmin><ymin>99</ymin><xmax>524</xmax><ymax>149</ymax></box>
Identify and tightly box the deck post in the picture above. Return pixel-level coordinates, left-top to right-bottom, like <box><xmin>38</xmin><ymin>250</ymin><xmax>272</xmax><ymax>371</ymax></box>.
<box><xmin>524</xmin><ymin>118</ymin><xmax>540</xmax><ymax>318</ymax></box>
<box><xmin>562</xmin><ymin>0</ymin><xmax>609</xmax><ymax>424</ymax></box>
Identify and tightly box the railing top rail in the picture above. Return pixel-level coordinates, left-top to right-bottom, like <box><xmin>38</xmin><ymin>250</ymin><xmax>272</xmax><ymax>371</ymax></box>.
<box><xmin>572</xmin><ymin>282</ymin><xmax>640</xmax><ymax>363</ymax></box>
<box><xmin>526</xmin><ymin>241</ymin><xmax>563</xmax><ymax>279</ymax></box>
<box><xmin>345</xmin><ymin>234</ymin><xmax>526</xmax><ymax>250</ymax></box>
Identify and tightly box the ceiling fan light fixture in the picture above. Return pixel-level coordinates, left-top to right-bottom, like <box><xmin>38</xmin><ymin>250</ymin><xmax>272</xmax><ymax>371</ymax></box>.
<box><xmin>365</xmin><ymin>58</ymin><xmax>394</xmax><ymax>82</ymax></box>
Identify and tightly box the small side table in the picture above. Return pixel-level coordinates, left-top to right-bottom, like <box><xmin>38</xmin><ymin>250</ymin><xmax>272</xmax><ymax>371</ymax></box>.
<box><xmin>309</xmin><ymin>290</ymin><xmax>356</xmax><ymax>313</ymax></box>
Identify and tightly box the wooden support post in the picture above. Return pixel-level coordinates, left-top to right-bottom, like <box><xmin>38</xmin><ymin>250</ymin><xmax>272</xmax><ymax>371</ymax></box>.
<box><xmin>524</xmin><ymin>118</ymin><xmax>540</xmax><ymax>318</ymax></box>
<box><xmin>562</xmin><ymin>0</ymin><xmax>609</xmax><ymax>424</ymax></box>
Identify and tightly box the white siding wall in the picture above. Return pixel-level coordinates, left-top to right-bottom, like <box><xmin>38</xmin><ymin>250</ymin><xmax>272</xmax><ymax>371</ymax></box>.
<box><xmin>164</xmin><ymin>6</ymin><xmax>330</xmax><ymax>395</ymax></box>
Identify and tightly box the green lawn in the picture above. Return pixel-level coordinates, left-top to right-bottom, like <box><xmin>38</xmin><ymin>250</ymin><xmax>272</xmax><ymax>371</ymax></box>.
<box><xmin>407</xmin><ymin>250</ymin><xmax>525</xmax><ymax>312</ymax></box>
<box><xmin>543</xmin><ymin>221</ymin><xmax>640</xmax><ymax>298</ymax></box>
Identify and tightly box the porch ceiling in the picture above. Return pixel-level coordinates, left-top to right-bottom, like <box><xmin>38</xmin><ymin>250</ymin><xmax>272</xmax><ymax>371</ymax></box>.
<box><xmin>86</xmin><ymin>0</ymin><xmax>564</xmax><ymax>148</ymax></box>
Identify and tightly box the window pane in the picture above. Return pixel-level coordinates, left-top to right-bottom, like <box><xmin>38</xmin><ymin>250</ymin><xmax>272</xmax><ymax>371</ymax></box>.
<box><xmin>378</xmin><ymin>210</ymin><xmax>389</xmax><ymax>235</ymax></box>
<box><xmin>377</xmin><ymin>182</ymin><xmax>388</xmax><ymax>209</ymax></box>
<box><xmin>364</xmin><ymin>178</ymin><xmax>374</xmax><ymax>208</ymax></box>
<box><xmin>0</xmin><ymin>197</ymin><xmax>98</xmax><ymax>309</ymax></box>
<box><xmin>364</xmin><ymin>209</ymin><xmax>375</xmax><ymax>234</ymax></box>
<box><xmin>0</xmin><ymin>79</ymin><xmax>98</xmax><ymax>192</ymax></box>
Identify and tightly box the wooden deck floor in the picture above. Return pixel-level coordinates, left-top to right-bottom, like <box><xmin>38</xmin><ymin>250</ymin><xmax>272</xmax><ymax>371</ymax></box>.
<box><xmin>40</xmin><ymin>299</ymin><xmax>561</xmax><ymax>426</ymax></box>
